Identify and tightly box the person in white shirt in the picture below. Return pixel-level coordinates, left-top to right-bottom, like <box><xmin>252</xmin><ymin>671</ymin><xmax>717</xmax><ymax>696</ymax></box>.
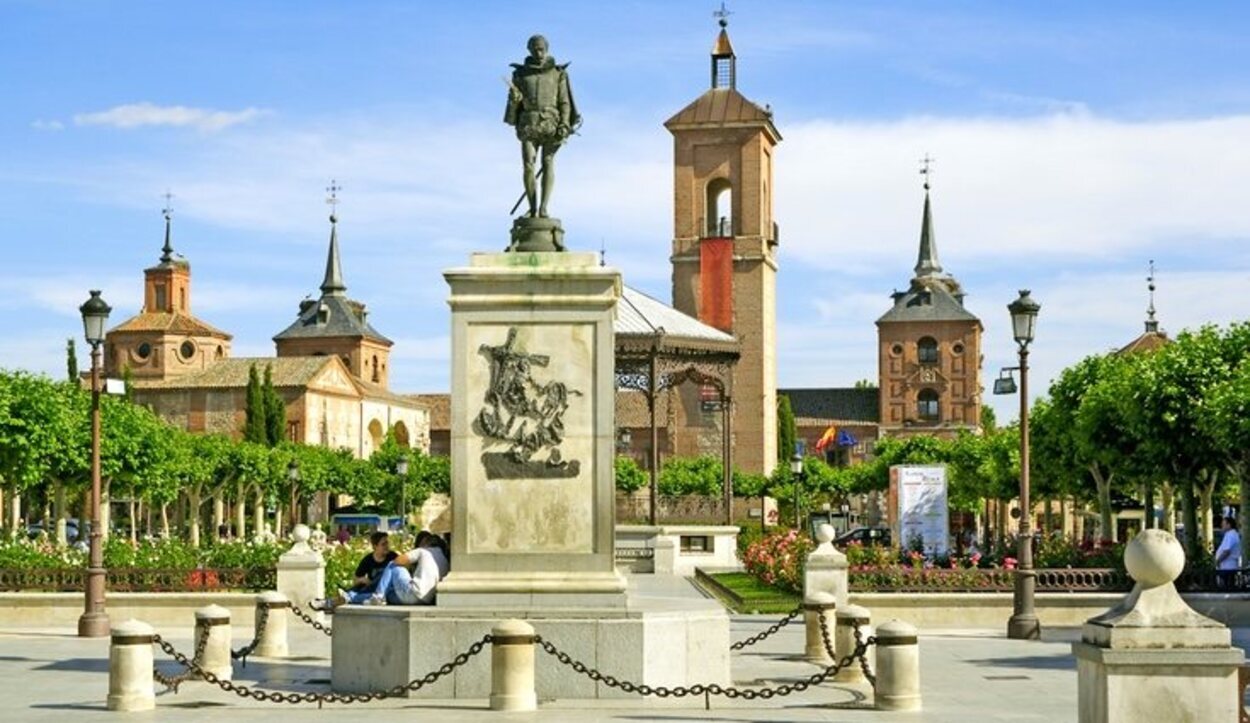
<box><xmin>369</xmin><ymin>531</ymin><xmax>450</xmax><ymax>606</ymax></box>
<box><xmin>1215</xmin><ymin>517</ymin><xmax>1242</xmax><ymax>589</ymax></box>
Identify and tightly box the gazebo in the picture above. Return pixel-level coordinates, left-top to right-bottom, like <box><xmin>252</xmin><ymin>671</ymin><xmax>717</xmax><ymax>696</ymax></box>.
<box><xmin>614</xmin><ymin>285</ymin><xmax>740</xmax><ymax>525</ymax></box>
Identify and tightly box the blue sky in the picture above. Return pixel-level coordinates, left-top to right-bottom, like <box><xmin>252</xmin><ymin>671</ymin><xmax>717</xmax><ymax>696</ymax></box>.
<box><xmin>3</xmin><ymin>1</ymin><xmax>1250</xmax><ymax>421</ymax></box>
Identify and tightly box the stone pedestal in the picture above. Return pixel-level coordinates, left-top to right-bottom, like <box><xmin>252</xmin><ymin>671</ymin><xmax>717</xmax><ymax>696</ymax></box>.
<box><xmin>804</xmin><ymin>523</ymin><xmax>849</xmax><ymax>609</ymax></box>
<box><xmin>509</xmin><ymin>217</ymin><xmax>566</xmax><ymax>252</ymax></box>
<box><xmin>441</xmin><ymin>252</ymin><xmax>625</xmax><ymax>609</ymax></box>
<box><xmin>276</xmin><ymin>524</ymin><xmax>324</xmax><ymax>620</ymax></box>
<box><xmin>1073</xmin><ymin>529</ymin><xmax>1245</xmax><ymax>723</ymax></box>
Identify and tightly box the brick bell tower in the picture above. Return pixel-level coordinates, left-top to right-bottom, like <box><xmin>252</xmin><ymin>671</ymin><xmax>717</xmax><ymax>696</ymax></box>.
<box><xmin>665</xmin><ymin>16</ymin><xmax>781</xmax><ymax>475</ymax></box>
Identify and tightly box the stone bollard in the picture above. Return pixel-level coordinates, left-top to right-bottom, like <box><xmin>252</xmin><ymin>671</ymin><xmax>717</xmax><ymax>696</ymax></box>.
<box><xmin>490</xmin><ymin>619</ymin><xmax>537</xmax><ymax>712</ymax></box>
<box><xmin>803</xmin><ymin>591</ymin><xmax>837</xmax><ymax>664</ymax></box>
<box><xmin>194</xmin><ymin>604</ymin><xmax>233</xmax><ymax>682</ymax></box>
<box><xmin>653</xmin><ymin>536</ymin><xmax>677</xmax><ymax>575</ymax></box>
<box><xmin>804</xmin><ymin>523</ymin><xmax>849</xmax><ymax>609</ymax></box>
<box><xmin>874</xmin><ymin>620</ymin><xmax>921</xmax><ymax>711</ymax></box>
<box><xmin>276</xmin><ymin>523</ymin><xmax>325</xmax><ymax>622</ymax></box>
<box><xmin>107</xmin><ymin>619</ymin><xmax>156</xmax><ymax>711</ymax></box>
<box><xmin>1073</xmin><ymin>529</ymin><xmax>1245</xmax><ymax>723</ymax></box>
<box><xmin>253</xmin><ymin>591</ymin><xmax>289</xmax><ymax>658</ymax></box>
<box><xmin>833</xmin><ymin>604</ymin><xmax>873</xmax><ymax>683</ymax></box>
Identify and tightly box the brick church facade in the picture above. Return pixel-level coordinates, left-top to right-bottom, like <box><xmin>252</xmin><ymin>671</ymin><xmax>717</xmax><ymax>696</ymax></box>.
<box><xmin>105</xmin><ymin>211</ymin><xmax>430</xmax><ymax>458</ymax></box>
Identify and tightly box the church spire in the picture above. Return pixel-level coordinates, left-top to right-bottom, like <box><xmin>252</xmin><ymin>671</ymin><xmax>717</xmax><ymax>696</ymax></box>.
<box><xmin>711</xmin><ymin>3</ymin><xmax>736</xmax><ymax>89</ymax></box>
<box><xmin>1145</xmin><ymin>259</ymin><xmax>1159</xmax><ymax>333</ymax></box>
<box><xmin>160</xmin><ymin>191</ymin><xmax>175</xmax><ymax>264</ymax></box>
<box><xmin>914</xmin><ymin>155</ymin><xmax>942</xmax><ymax>278</ymax></box>
<box><xmin>320</xmin><ymin>181</ymin><xmax>346</xmax><ymax>297</ymax></box>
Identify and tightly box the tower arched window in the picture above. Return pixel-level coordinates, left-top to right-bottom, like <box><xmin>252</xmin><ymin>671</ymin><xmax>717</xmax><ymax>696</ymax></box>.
<box><xmin>918</xmin><ymin>337</ymin><xmax>939</xmax><ymax>365</ymax></box>
<box><xmin>371</xmin><ymin>355</ymin><xmax>380</xmax><ymax>383</ymax></box>
<box><xmin>706</xmin><ymin>178</ymin><xmax>733</xmax><ymax>237</ymax></box>
<box><xmin>917</xmin><ymin>389</ymin><xmax>940</xmax><ymax>422</ymax></box>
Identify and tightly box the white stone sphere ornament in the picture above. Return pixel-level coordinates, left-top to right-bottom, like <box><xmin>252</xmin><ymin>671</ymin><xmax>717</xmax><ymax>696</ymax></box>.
<box><xmin>816</xmin><ymin>523</ymin><xmax>835</xmax><ymax>545</ymax></box>
<box><xmin>1123</xmin><ymin>529</ymin><xmax>1185</xmax><ymax>588</ymax></box>
<box><xmin>292</xmin><ymin>524</ymin><xmax>311</xmax><ymax>544</ymax></box>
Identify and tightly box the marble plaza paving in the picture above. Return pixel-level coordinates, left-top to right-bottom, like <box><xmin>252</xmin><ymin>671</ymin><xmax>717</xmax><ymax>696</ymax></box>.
<box><xmin>0</xmin><ymin>575</ymin><xmax>1225</xmax><ymax>722</ymax></box>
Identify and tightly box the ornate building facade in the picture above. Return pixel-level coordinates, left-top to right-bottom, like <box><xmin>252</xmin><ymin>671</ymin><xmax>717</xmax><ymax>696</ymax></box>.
<box><xmin>876</xmin><ymin>183</ymin><xmax>983</xmax><ymax>438</ymax></box>
<box><xmin>105</xmin><ymin>212</ymin><xmax>429</xmax><ymax>458</ymax></box>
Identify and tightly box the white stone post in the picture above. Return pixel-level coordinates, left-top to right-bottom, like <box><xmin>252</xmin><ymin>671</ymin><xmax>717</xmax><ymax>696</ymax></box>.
<box><xmin>833</xmin><ymin>604</ymin><xmax>873</xmax><ymax>684</ymax></box>
<box><xmin>490</xmin><ymin>619</ymin><xmax>537</xmax><ymax>711</ymax></box>
<box><xmin>254</xmin><ymin>591</ymin><xmax>289</xmax><ymax>658</ymax></box>
<box><xmin>653</xmin><ymin>535</ymin><xmax>677</xmax><ymax>575</ymax></box>
<box><xmin>107</xmin><ymin>619</ymin><xmax>156</xmax><ymax>711</ymax></box>
<box><xmin>804</xmin><ymin>523</ymin><xmax>849</xmax><ymax>609</ymax></box>
<box><xmin>803</xmin><ymin>591</ymin><xmax>837</xmax><ymax>664</ymax></box>
<box><xmin>874</xmin><ymin>620</ymin><xmax>921</xmax><ymax>711</ymax></box>
<box><xmin>1073</xmin><ymin>529</ymin><xmax>1246</xmax><ymax>723</ymax></box>
<box><xmin>194</xmin><ymin>604</ymin><xmax>233</xmax><ymax>682</ymax></box>
<box><xmin>276</xmin><ymin>524</ymin><xmax>325</xmax><ymax>622</ymax></box>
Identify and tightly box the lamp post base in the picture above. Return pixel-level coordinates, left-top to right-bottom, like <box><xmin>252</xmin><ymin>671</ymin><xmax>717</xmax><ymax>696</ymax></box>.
<box><xmin>78</xmin><ymin>611</ymin><xmax>110</xmax><ymax>638</ymax></box>
<box><xmin>1006</xmin><ymin>613</ymin><xmax>1040</xmax><ymax>640</ymax></box>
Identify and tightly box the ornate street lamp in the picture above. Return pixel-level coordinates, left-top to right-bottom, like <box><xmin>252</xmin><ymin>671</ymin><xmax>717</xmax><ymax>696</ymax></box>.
<box><xmin>790</xmin><ymin>451</ymin><xmax>804</xmax><ymax>531</ymax></box>
<box><xmin>78</xmin><ymin>290</ymin><xmax>111</xmax><ymax>638</ymax></box>
<box><xmin>396</xmin><ymin>455</ymin><xmax>410</xmax><ymax>525</ymax></box>
<box><xmin>287</xmin><ymin>459</ymin><xmax>300</xmax><ymax>526</ymax></box>
<box><xmin>1006</xmin><ymin>289</ymin><xmax>1041</xmax><ymax>641</ymax></box>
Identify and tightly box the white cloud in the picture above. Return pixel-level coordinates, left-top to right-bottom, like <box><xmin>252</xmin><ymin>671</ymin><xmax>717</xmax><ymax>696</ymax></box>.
<box><xmin>73</xmin><ymin>103</ymin><xmax>268</xmax><ymax>132</ymax></box>
<box><xmin>777</xmin><ymin>113</ymin><xmax>1250</xmax><ymax>269</ymax></box>
<box><xmin>31</xmin><ymin>119</ymin><xmax>64</xmax><ymax>131</ymax></box>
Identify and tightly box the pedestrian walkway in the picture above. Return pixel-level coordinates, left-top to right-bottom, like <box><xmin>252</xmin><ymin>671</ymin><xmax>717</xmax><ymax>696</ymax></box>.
<box><xmin>0</xmin><ymin>604</ymin><xmax>1092</xmax><ymax>722</ymax></box>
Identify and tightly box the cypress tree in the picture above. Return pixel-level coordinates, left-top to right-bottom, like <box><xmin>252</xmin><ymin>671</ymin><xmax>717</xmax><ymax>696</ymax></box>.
<box><xmin>245</xmin><ymin>364</ymin><xmax>266</xmax><ymax>443</ymax></box>
<box><xmin>777</xmin><ymin>394</ymin><xmax>797</xmax><ymax>463</ymax></box>
<box><xmin>263</xmin><ymin>364</ymin><xmax>286</xmax><ymax>446</ymax></box>
<box><xmin>66</xmin><ymin>338</ymin><xmax>79</xmax><ymax>381</ymax></box>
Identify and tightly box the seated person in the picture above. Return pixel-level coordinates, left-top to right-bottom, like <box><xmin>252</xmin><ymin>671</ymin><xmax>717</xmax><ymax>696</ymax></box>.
<box><xmin>313</xmin><ymin>531</ymin><xmax>396</xmax><ymax>611</ymax></box>
<box><xmin>352</xmin><ymin>531</ymin><xmax>450</xmax><ymax>606</ymax></box>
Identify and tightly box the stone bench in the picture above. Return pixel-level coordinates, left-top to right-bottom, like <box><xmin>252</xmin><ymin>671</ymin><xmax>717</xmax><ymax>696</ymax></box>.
<box><xmin>330</xmin><ymin>597</ymin><xmax>729</xmax><ymax>700</ymax></box>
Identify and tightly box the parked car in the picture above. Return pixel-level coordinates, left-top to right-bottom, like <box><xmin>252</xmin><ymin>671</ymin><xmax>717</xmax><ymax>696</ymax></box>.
<box><xmin>26</xmin><ymin>519</ymin><xmax>80</xmax><ymax>541</ymax></box>
<box><xmin>836</xmin><ymin>526</ymin><xmax>892</xmax><ymax>548</ymax></box>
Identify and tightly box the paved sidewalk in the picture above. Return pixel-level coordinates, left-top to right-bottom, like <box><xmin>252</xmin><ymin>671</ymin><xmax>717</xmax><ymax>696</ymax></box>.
<box><xmin>0</xmin><ymin>614</ymin><xmax>1090</xmax><ymax>722</ymax></box>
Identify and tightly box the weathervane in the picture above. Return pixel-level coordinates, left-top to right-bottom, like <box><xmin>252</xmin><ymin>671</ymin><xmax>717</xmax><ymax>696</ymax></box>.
<box><xmin>714</xmin><ymin>2</ymin><xmax>733</xmax><ymax>27</ymax></box>
<box><xmin>1146</xmin><ymin>259</ymin><xmax>1159</xmax><ymax>332</ymax></box>
<box><xmin>326</xmin><ymin>179</ymin><xmax>342</xmax><ymax>221</ymax></box>
<box><xmin>919</xmin><ymin>154</ymin><xmax>935</xmax><ymax>190</ymax></box>
<box><xmin>160</xmin><ymin>190</ymin><xmax>176</xmax><ymax>262</ymax></box>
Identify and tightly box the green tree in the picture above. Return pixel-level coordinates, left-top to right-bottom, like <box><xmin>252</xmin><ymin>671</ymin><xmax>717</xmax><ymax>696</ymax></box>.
<box><xmin>66</xmin><ymin>338</ymin><xmax>78</xmax><ymax>381</ymax></box>
<box><xmin>244</xmin><ymin>364</ymin><xmax>266</xmax><ymax>444</ymax></box>
<box><xmin>776</xmin><ymin>394</ymin><xmax>796</xmax><ymax>464</ymax></box>
<box><xmin>262</xmin><ymin>365</ymin><xmax>286</xmax><ymax>447</ymax></box>
<box><xmin>614</xmin><ymin>456</ymin><xmax>647</xmax><ymax>494</ymax></box>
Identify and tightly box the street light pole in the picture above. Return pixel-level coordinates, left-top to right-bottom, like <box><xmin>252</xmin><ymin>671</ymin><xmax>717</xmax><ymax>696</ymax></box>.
<box><xmin>396</xmin><ymin>455</ymin><xmax>410</xmax><ymax>527</ymax></box>
<box><xmin>78</xmin><ymin>290</ymin><xmax>110</xmax><ymax>638</ymax></box>
<box><xmin>1006</xmin><ymin>289</ymin><xmax>1041</xmax><ymax>641</ymax></box>
<box><xmin>790</xmin><ymin>452</ymin><xmax>804</xmax><ymax>531</ymax></box>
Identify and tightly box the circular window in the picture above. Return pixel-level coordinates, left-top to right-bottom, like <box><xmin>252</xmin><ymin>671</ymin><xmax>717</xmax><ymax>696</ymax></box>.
<box><xmin>136</xmin><ymin>342</ymin><xmax>152</xmax><ymax>360</ymax></box>
<box><xmin>890</xmin><ymin>343</ymin><xmax>904</xmax><ymax>356</ymax></box>
<box><xmin>180</xmin><ymin>340</ymin><xmax>196</xmax><ymax>360</ymax></box>
<box><xmin>952</xmin><ymin>342</ymin><xmax>965</xmax><ymax>355</ymax></box>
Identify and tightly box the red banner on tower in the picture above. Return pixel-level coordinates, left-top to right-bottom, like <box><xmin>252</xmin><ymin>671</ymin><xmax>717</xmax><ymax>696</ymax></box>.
<box><xmin>699</xmin><ymin>237</ymin><xmax>734</xmax><ymax>333</ymax></box>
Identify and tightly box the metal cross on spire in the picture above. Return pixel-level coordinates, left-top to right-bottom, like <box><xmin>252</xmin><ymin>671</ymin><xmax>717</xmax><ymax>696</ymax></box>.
<box><xmin>714</xmin><ymin>1</ymin><xmax>733</xmax><ymax>27</ymax></box>
<box><xmin>919</xmin><ymin>154</ymin><xmax>935</xmax><ymax>191</ymax></box>
<box><xmin>159</xmin><ymin>190</ymin><xmax>176</xmax><ymax>263</ymax></box>
<box><xmin>326</xmin><ymin>179</ymin><xmax>342</xmax><ymax>221</ymax></box>
<box><xmin>1146</xmin><ymin>259</ymin><xmax>1159</xmax><ymax>332</ymax></box>
<box><xmin>161</xmin><ymin>190</ymin><xmax>175</xmax><ymax>220</ymax></box>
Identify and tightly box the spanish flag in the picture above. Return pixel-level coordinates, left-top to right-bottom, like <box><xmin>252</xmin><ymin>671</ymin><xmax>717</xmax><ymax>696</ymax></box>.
<box><xmin>814</xmin><ymin>425</ymin><xmax>838</xmax><ymax>453</ymax></box>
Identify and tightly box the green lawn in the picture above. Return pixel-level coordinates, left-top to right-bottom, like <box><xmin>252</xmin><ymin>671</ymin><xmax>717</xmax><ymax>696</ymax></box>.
<box><xmin>702</xmin><ymin>571</ymin><xmax>801</xmax><ymax>614</ymax></box>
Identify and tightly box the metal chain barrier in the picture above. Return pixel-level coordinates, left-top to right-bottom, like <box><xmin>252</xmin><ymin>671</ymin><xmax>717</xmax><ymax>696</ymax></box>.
<box><xmin>289</xmin><ymin>602</ymin><xmax>333</xmax><ymax>637</ymax></box>
<box><xmin>151</xmin><ymin>632</ymin><xmax>492</xmax><ymax>706</ymax></box>
<box><xmin>231</xmin><ymin>605</ymin><xmax>268</xmax><ymax>668</ymax></box>
<box><xmin>536</xmin><ymin>619</ymin><xmax>877</xmax><ymax>701</ymax></box>
<box><xmin>152</xmin><ymin>628</ymin><xmax>209</xmax><ymax>693</ymax></box>
<box><xmin>729</xmin><ymin>604</ymin><xmax>803</xmax><ymax>650</ymax></box>
<box><xmin>852</xmin><ymin>619</ymin><xmax>877</xmax><ymax>686</ymax></box>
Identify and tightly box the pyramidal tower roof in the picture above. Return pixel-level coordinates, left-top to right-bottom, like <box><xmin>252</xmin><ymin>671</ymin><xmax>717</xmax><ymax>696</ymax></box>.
<box><xmin>914</xmin><ymin>187</ymin><xmax>942</xmax><ymax>278</ymax></box>
<box><xmin>320</xmin><ymin>213</ymin><xmax>347</xmax><ymax>296</ymax></box>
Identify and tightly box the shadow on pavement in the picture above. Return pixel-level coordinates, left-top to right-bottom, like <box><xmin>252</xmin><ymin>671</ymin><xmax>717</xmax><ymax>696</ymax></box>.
<box><xmin>965</xmin><ymin>654</ymin><xmax>1075</xmax><ymax>671</ymax></box>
